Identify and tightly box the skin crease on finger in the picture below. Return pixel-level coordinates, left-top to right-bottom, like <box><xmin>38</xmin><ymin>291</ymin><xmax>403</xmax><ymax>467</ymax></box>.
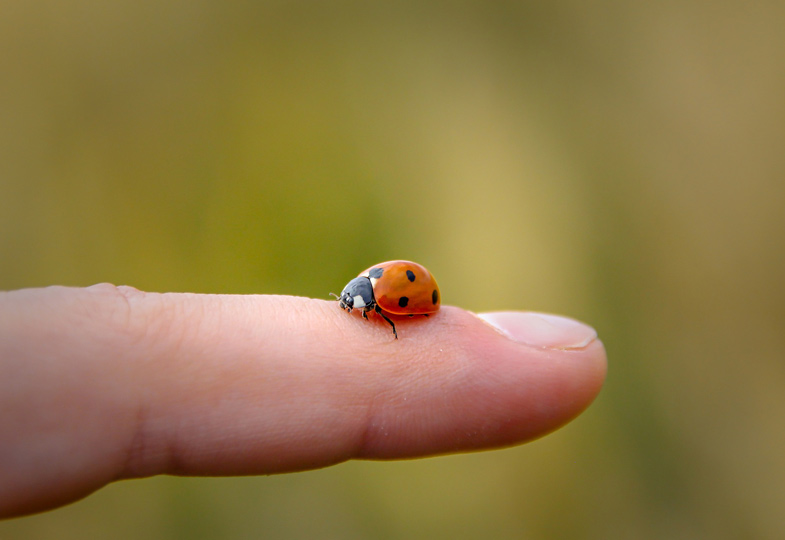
<box><xmin>0</xmin><ymin>285</ymin><xmax>606</xmax><ymax>518</ymax></box>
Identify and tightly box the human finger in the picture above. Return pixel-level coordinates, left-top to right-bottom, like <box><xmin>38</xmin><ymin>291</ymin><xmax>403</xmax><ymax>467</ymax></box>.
<box><xmin>0</xmin><ymin>285</ymin><xmax>606</xmax><ymax>517</ymax></box>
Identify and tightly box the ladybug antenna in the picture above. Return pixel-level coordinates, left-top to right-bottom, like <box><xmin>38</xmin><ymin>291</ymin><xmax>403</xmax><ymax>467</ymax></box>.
<box><xmin>329</xmin><ymin>292</ymin><xmax>339</xmax><ymax>300</ymax></box>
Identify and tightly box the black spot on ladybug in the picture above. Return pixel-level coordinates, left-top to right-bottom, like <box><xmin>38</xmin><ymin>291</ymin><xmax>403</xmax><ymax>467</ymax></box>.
<box><xmin>368</xmin><ymin>267</ymin><xmax>384</xmax><ymax>279</ymax></box>
<box><xmin>406</xmin><ymin>270</ymin><xmax>416</xmax><ymax>282</ymax></box>
<box><xmin>432</xmin><ymin>289</ymin><xmax>438</xmax><ymax>305</ymax></box>
<box><xmin>398</xmin><ymin>296</ymin><xmax>409</xmax><ymax>308</ymax></box>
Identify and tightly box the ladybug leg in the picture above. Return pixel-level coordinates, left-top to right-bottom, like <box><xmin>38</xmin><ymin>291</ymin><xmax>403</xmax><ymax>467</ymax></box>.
<box><xmin>374</xmin><ymin>305</ymin><xmax>398</xmax><ymax>339</ymax></box>
<box><xmin>423</xmin><ymin>314</ymin><xmax>429</xmax><ymax>318</ymax></box>
<box><xmin>362</xmin><ymin>310</ymin><xmax>369</xmax><ymax>320</ymax></box>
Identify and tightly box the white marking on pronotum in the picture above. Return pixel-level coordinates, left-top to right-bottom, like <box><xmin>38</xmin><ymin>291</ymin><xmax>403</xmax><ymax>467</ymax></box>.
<box><xmin>352</xmin><ymin>295</ymin><xmax>367</xmax><ymax>308</ymax></box>
<box><xmin>369</xmin><ymin>277</ymin><xmax>379</xmax><ymax>287</ymax></box>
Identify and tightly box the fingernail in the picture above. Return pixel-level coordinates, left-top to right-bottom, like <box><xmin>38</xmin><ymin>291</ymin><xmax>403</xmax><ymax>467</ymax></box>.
<box><xmin>477</xmin><ymin>312</ymin><xmax>598</xmax><ymax>350</ymax></box>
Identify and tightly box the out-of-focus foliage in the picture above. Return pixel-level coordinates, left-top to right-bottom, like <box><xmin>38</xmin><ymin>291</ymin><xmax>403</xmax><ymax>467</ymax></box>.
<box><xmin>2</xmin><ymin>1</ymin><xmax>784</xmax><ymax>538</ymax></box>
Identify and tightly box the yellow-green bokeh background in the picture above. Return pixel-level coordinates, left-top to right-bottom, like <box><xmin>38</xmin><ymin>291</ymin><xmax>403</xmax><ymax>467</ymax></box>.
<box><xmin>2</xmin><ymin>1</ymin><xmax>784</xmax><ymax>538</ymax></box>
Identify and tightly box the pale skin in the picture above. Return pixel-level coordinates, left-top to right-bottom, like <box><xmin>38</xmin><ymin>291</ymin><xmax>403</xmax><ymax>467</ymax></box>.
<box><xmin>0</xmin><ymin>284</ymin><xmax>606</xmax><ymax>519</ymax></box>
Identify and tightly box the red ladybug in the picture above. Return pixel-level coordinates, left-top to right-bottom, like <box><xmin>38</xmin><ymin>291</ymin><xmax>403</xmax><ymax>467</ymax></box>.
<box><xmin>334</xmin><ymin>260</ymin><xmax>440</xmax><ymax>339</ymax></box>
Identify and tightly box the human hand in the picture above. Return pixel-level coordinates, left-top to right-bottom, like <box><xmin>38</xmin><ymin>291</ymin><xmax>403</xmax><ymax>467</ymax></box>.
<box><xmin>0</xmin><ymin>284</ymin><xmax>606</xmax><ymax>518</ymax></box>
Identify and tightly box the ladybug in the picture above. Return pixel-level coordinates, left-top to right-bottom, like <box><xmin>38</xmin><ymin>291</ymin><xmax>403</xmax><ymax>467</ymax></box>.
<box><xmin>334</xmin><ymin>260</ymin><xmax>440</xmax><ymax>339</ymax></box>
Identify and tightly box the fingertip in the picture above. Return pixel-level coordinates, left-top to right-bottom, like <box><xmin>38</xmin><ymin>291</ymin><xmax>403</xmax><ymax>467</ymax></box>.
<box><xmin>470</xmin><ymin>309</ymin><xmax>607</xmax><ymax>421</ymax></box>
<box><xmin>474</xmin><ymin>310</ymin><xmax>607</xmax><ymax>412</ymax></box>
<box><xmin>343</xmin><ymin>306</ymin><xmax>607</xmax><ymax>458</ymax></box>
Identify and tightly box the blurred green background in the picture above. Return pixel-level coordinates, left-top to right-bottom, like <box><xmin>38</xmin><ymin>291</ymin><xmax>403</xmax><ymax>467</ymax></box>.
<box><xmin>2</xmin><ymin>1</ymin><xmax>784</xmax><ymax>538</ymax></box>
